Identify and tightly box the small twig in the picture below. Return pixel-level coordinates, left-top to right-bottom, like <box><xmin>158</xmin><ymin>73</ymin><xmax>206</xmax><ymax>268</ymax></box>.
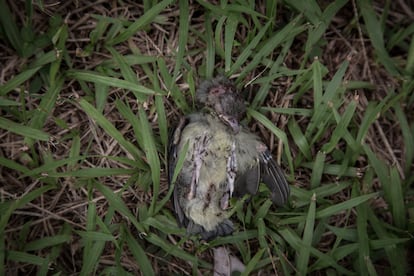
<box><xmin>351</xmin><ymin>0</ymin><xmax>405</xmax><ymax>180</ymax></box>
<box><xmin>396</xmin><ymin>0</ymin><xmax>414</xmax><ymax>19</ymax></box>
<box><xmin>351</xmin><ymin>0</ymin><xmax>373</xmax><ymax>81</ymax></box>
<box><xmin>3</xmin><ymin>188</ymin><xmax>128</xmax><ymax>233</ymax></box>
<box><xmin>374</xmin><ymin>120</ymin><xmax>405</xmax><ymax>179</ymax></box>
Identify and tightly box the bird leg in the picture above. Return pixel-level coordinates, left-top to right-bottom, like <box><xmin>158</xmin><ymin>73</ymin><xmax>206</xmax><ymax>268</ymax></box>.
<box><xmin>188</xmin><ymin>134</ymin><xmax>209</xmax><ymax>200</ymax></box>
<box><xmin>226</xmin><ymin>141</ymin><xmax>237</xmax><ymax>197</ymax></box>
<box><xmin>221</xmin><ymin>141</ymin><xmax>237</xmax><ymax>210</ymax></box>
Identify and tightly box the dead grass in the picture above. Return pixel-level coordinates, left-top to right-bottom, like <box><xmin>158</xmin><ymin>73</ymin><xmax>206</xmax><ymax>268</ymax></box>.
<box><xmin>1</xmin><ymin>0</ymin><xmax>413</xmax><ymax>275</ymax></box>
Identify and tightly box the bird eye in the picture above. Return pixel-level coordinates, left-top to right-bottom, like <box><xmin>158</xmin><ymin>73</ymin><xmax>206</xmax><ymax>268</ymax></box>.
<box><xmin>209</xmin><ymin>86</ymin><xmax>225</xmax><ymax>95</ymax></box>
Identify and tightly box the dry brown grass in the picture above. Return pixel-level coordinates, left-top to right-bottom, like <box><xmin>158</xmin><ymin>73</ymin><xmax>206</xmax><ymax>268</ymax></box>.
<box><xmin>1</xmin><ymin>0</ymin><xmax>413</xmax><ymax>275</ymax></box>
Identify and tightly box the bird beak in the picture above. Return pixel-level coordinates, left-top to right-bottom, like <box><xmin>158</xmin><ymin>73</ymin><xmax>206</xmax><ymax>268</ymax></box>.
<box><xmin>220</xmin><ymin>115</ymin><xmax>240</xmax><ymax>133</ymax></box>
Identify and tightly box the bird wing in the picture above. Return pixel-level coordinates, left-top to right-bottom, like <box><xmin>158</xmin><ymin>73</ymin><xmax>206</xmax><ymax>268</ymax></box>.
<box><xmin>233</xmin><ymin>163</ymin><xmax>260</xmax><ymax>198</ymax></box>
<box><xmin>259</xmin><ymin>149</ymin><xmax>290</xmax><ymax>206</ymax></box>
<box><xmin>168</xmin><ymin>117</ymin><xmax>190</xmax><ymax>227</ymax></box>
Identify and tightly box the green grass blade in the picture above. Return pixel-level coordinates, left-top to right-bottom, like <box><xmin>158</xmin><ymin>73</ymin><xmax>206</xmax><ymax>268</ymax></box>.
<box><xmin>78</xmin><ymin>98</ymin><xmax>144</xmax><ymax>162</ymax></box>
<box><xmin>205</xmin><ymin>12</ymin><xmax>215</xmax><ymax>79</ymax></box>
<box><xmin>0</xmin><ymin>117</ymin><xmax>49</xmax><ymax>141</ymax></box>
<box><xmin>108</xmin><ymin>0</ymin><xmax>173</xmax><ymax>45</ymax></box>
<box><xmin>322</xmin><ymin>97</ymin><xmax>357</xmax><ymax>153</ymax></box>
<box><xmin>304</xmin><ymin>0</ymin><xmax>348</xmax><ymax>61</ymax></box>
<box><xmin>406</xmin><ymin>34</ymin><xmax>414</xmax><ymax>74</ymax></box>
<box><xmin>257</xmin><ymin>218</ymin><xmax>268</xmax><ymax>249</ymax></box>
<box><xmin>115</xmin><ymin>99</ymin><xmax>144</xmax><ymax>152</ymax></box>
<box><xmin>363</xmin><ymin>144</ymin><xmax>392</xmax><ymax>204</ymax></box>
<box><xmin>357</xmin><ymin>0</ymin><xmax>400</xmax><ymax>75</ymax></box>
<box><xmin>108</xmin><ymin>44</ymin><xmax>144</xmax><ymax>93</ymax></box>
<box><xmin>310</xmin><ymin>151</ymin><xmax>325</xmax><ymax>189</ymax></box>
<box><xmin>0</xmin><ymin>50</ymin><xmax>59</xmax><ymax>95</ymax></box>
<box><xmin>80</xmin><ymin>235</ymin><xmax>106</xmax><ymax>275</ymax></box>
<box><xmin>77</xmin><ymin>231</ymin><xmax>118</xmax><ymax>244</ymax></box>
<box><xmin>389</xmin><ymin>167</ymin><xmax>406</xmax><ymax>229</ymax></box>
<box><xmin>280</xmin><ymin>228</ymin><xmax>352</xmax><ymax>274</ymax></box>
<box><xmin>0</xmin><ymin>0</ymin><xmax>23</xmax><ymax>55</ymax></box>
<box><xmin>288</xmin><ymin>118</ymin><xmax>312</xmax><ymax>161</ymax></box>
<box><xmin>170</xmin><ymin>140</ymin><xmax>189</xmax><ymax>185</ymax></box>
<box><xmin>355</xmin><ymin>184</ymin><xmax>370</xmax><ymax>275</ymax></box>
<box><xmin>241</xmin><ymin>248</ymin><xmax>265</xmax><ymax>276</ymax></box>
<box><xmin>155</xmin><ymin>95</ymin><xmax>168</xmax><ymax>148</ymax></box>
<box><xmin>316</xmin><ymin>192</ymin><xmax>378</xmax><ymax>219</ymax></box>
<box><xmin>0</xmin><ymin>98</ymin><xmax>21</xmax><ymax>106</ymax></box>
<box><xmin>301</xmin><ymin>162</ymin><xmax>360</xmax><ymax>177</ymax></box>
<box><xmin>172</xmin><ymin>0</ymin><xmax>189</xmax><ymax>80</ymax></box>
<box><xmin>0</xmin><ymin>184</ymin><xmax>55</xmax><ymax>231</ymax></box>
<box><xmin>67</xmin><ymin>70</ymin><xmax>158</xmax><ymax>97</ymax></box>
<box><xmin>368</xmin><ymin>208</ymin><xmax>407</xmax><ymax>275</ymax></box>
<box><xmin>24</xmin><ymin>76</ymin><xmax>64</xmax><ymax>146</ymax></box>
<box><xmin>238</xmin><ymin>15</ymin><xmax>305</xmax><ymax>80</ymax></box>
<box><xmin>46</xmin><ymin>168</ymin><xmax>135</xmax><ymax>178</ymax></box>
<box><xmin>83</xmin><ymin>201</ymin><xmax>96</xmax><ymax>271</ymax></box>
<box><xmin>248</xmin><ymin>108</ymin><xmax>294</xmax><ymax>175</ymax></box>
<box><xmin>145</xmin><ymin>233</ymin><xmax>208</xmax><ymax>266</ymax></box>
<box><xmin>20</xmin><ymin>156</ymin><xmax>84</xmax><ymax>178</ymax></box>
<box><xmin>24</xmin><ymin>235</ymin><xmax>72</xmax><ymax>251</ymax></box>
<box><xmin>287</xmin><ymin>0</ymin><xmax>322</xmax><ymax>24</ymax></box>
<box><xmin>326</xmin><ymin>224</ymin><xmax>357</xmax><ymax>242</ymax></box>
<box><xmin>297</xmin><ymin>193</ymin><xmax>316</xmax><ymax>274</ymax></box>
<box><xmin>0</xmin><ymin>157</ymin><xmax>30</xmax><ymax>174</ymax></box>
<box><xmin>323</xmin><ymin>60</ymin><xmax>348</xmax><ymax>103</ymax></box>
<box><xmin>224</xmin><ymin>16</ymin><xmax>238</xmax><ymax>72</ymax></box>
<box><xmin>312</xmin><ymin>58</ymin><xmax>323</xmax><ymax>106</ymax></box>
<box><xmin>6</xmin><ymin>251</ymin><xmax>46</xmax><ymax>266</ymax></box>
<box><xmin>125</xmin><ymin>229</ymin><xmax>155</xmax><ymax>276</ymax></box>
<box><xmin>94</xmin><ymin>181</ymin><xmax>145</xmax><ymax>233</ymax></box>
<box><xmin>138</xmin><ymin>108</ymin><xmax>161</xmax><ymax>215</ymax></box>
<box><xmin>356</xmin><ymin>101</ymin><xmax>385</xmax><ymax>144</ymax></box>
<box><xmin>157</xmin><ymin>58</ymin><xmax>190</xmax><ymax>113</ymax></box>
<box><xmin>0</xmin><ymin>67</ymin><xmax>41</xmax><ymax>96</ymax></box>
<box><xmin>229</xmin><ymin>20</ymin><xmax>271</xmax><ymax>75</ymax></box>
<box><xmin>393</xmin><ymin>103</ymin><xmax>414</xmax><ymax>174</ymax></box>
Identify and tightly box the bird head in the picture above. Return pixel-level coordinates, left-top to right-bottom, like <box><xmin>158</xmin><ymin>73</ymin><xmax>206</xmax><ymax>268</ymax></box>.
<box><xmin>196</xmin><ymin>76</ymin><xmax>246</xmax><ymax>132</ymax></box>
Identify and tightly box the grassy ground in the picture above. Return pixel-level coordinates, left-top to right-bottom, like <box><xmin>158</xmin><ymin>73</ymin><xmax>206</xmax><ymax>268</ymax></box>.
<box><xmin>1</xmin><ymin>0</ymin><xmax>413</xmax><ymax>275</ymax></box>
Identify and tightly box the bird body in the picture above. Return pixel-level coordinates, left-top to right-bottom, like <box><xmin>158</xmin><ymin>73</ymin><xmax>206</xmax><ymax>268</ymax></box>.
<box><xmin>176</xmin><ymin>113</ymin><xmax>232</xmax><ymax>231</ymax></box>
<box><xmin>169</xmin><ymin>77</ymin><xmax>290</xmax><ymax>240</ymax></box>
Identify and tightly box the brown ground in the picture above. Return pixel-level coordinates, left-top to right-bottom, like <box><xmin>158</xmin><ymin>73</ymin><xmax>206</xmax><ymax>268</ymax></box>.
<box><xmin>1</xmin><ymin>0</ymin><xmax>413</xmax><ymax>274</ymax></box>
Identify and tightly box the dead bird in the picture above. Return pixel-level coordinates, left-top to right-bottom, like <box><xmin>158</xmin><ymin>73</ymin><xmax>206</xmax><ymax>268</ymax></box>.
<box><xmin>168</xmin><ymin>76</ymin><xmax>290</xmax><ymax>240</ymax></box>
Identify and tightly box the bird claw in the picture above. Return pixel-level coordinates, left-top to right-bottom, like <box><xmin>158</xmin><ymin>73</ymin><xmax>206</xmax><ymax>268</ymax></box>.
<box><xmin>220</xmin><ymin>193</ymin><xmax>229</xmax><ymax>210</ymax></box>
